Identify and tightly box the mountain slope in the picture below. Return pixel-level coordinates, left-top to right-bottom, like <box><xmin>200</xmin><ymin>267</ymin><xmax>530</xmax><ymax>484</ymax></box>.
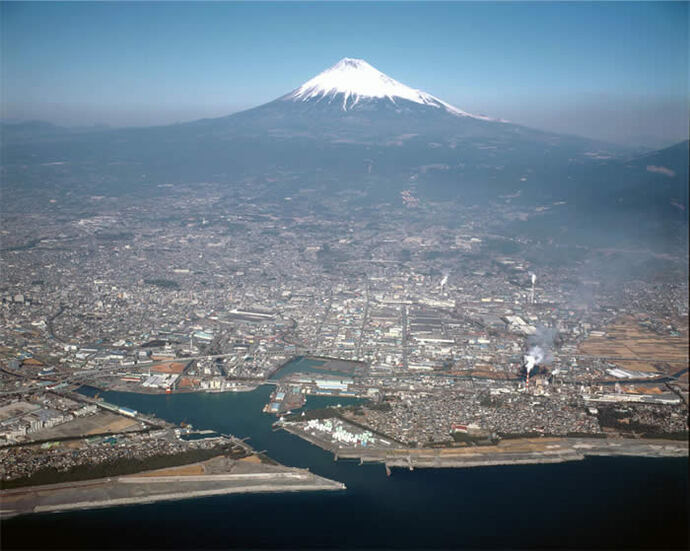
<box><xmin>0</xmin><ymin>57</ymin><xmax>674</xmax><ymax>212</ymax></box>
<box><xmin>281</xmin><ymin>57</ymin><xmax>495</xmax><ymax>120</ymax></box>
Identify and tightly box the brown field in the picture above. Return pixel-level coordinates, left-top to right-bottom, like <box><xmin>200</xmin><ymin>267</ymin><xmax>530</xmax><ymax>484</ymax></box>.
<box><xmin>622</xmin><ymin>385</ymin><xmax>663</xmax><ymax>395</ymax></box>
<box><xmin>238</xmin><ymin>454</ymin><xmax>262</xmax><ymax>463</ymax></box>
<box><xmin>85</xmin><ymin>416</ymin><xmax>138</xmax><ymax>435</ymax></box>
<box><xmin>469</xmin><ymin>369</ymin><xmax>508</xmax><ymax>379</ymax></box>
<box><xmin>579</xmin><ymin>317</ymin><xmax>688</xmax><ymax>375</ymax></box>
<box><xmin>23</xmin><ymin>412</ymin><xmax>141</xmax><ymax>442</ymax></box>
<box><xmin>151</xmin><ymin>361</ymin><xmax>188</xmax><ymax>374</ymax></box>
<box><xmin>384</xmin><ymin>438</ymin><xmax>563</xmax><ymax>457</ymax></box>
<box><xmin>132</xmin><ymin>463</ymin><xmax>206</xmax><ymax>477</ymax></box>
<box><xmin>449</xmin><ymin>367</ymin><xmax>509</xmax><ymax>379</ymax></box>
<box><xmin>177</xmin><ymin>376</ymin><xmax>199</xmax><ymax>388</ymax></box>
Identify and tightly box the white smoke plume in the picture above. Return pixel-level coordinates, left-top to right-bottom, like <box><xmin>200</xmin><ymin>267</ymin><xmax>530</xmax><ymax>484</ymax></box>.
<box><xmin>523</xmin><ymin>325</ymin><xmax>558</xmax><ymax>375</ymax></box>
<box><xmin>523</xmin><ymin>345</ymin><xmax>545</xmax><ymax>375</ymax></box>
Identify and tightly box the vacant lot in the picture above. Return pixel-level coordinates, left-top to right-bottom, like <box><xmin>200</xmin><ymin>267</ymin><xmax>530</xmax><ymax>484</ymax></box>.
<box><xmin>133</xmin><ymin>463</ymin><xmax>206</xmax><ymax>477</ymax></box>
<box><xmin>28</xmin><ymin>411</ymin><xmax>141</xmax><ymax>441</ymax></box>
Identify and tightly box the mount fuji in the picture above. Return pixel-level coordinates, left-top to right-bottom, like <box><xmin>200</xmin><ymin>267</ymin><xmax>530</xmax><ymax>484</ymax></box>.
<box><xmin>2</xmin><ymin>57</ymin><xmax>687</xmax><ymax>222</ymax></box>
<box><xmin>282</xmin><ymin>57</ymin><xmax>496</xmax><ymax>120</ymax></box>
<box><xmin>189</xmin><ymin>57</ymin><xmax>518</xmax><ymax>142</ymax></box>
<box><xmin>172</xmin><ymin>57</ymin><xmax>616</xmax><ymax>171</ymax></box>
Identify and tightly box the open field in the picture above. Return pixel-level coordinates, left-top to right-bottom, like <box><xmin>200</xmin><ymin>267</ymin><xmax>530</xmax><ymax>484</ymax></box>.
<box><xmin>25</xmin><ymin>411</ymin><xmax>143</xmax><ymax>442</ymax></box>
<box><xmin>238</xmin><ymin>454</ymin><xmax>263</xmax><ymax>463</ymax></box>
<box><xmin>579</xmin><ymin>317</ymin><xmax>689</xmax><ymax>375</ymax></box>
<box><xmin>85</xmin><ymin>415</ymin><xmax>140</xmax><ymax>435</ymax></box>
<box><xmin>132</xmin><ymin>463</ymin><xmax>206</xmax><ymax>477</ymax></box>
<box><xmin>467</xmin><ymin>368</ymin><xmax>511</xmax><ymax>379</ymax></box>
<box><xmin>447</xmin><ymin>367</ymin><xmax>511</xmax><ymax>379</ymax></box>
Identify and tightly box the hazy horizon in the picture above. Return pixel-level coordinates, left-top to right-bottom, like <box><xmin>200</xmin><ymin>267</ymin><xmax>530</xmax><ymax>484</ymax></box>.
<box><xmin>2</xmin><ymin>90</ymin><xmax>688</xmax><ymax>151</ymax></box>
<box><xmin>1</xmin><ymin>1</ymin><xmax>688</xmax><ymax>149</ymax></box>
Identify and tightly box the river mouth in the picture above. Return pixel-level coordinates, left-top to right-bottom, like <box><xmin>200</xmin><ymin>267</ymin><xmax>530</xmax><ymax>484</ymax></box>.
<box><xmin>75</xmin><ymin>384</ymin><xmax>367</xmax><ymax>478</ymax></box>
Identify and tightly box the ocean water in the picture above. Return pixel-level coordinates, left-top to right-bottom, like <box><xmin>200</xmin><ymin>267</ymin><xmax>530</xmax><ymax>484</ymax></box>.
<box><xmin>2</xmin><ymin>386</ymin><xmax>687</xmax><ymax>549</ymax></box>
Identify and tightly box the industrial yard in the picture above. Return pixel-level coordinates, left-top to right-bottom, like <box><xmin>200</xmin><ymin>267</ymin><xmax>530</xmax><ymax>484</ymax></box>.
<box><xmin>280</xmin><ymin>418</ymin><xmax>688</xmax><ymax>470</ymax></box>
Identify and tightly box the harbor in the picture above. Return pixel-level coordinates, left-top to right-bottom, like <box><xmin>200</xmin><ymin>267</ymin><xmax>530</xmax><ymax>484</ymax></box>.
<box><xmin>2</xmin><ymin>385</ymin><xmax>687</xmax><ymax>550</ymax></box>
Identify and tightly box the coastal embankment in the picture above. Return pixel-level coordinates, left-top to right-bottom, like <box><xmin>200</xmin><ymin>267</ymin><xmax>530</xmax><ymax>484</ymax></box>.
<box><xmin>0</xmin><ymin>455</ymin><xmax>345</xmax><ymax>518</ymax></box>
<box><xmin>280</xmin><ymin>422</ymin><xmax>688</xmax><ymax>470</ymax></box>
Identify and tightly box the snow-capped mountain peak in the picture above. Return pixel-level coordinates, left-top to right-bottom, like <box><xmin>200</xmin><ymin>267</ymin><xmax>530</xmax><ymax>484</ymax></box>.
<box><xmin>284</xmin><ymin>58</ymin><xmax>495</xmax><ymax>120</ymax></box>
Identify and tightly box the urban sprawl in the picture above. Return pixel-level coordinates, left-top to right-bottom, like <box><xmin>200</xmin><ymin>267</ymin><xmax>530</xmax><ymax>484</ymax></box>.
<box><xmin>1</xmin><ymin>181</ymin><xmax>688</xmax><ymax>482</ymax></box>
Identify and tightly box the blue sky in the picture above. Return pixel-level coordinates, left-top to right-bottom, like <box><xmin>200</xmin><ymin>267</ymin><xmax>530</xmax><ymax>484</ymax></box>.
<box><xmin>1</xmin><ymin>1</ymin><xmax>687</xmax><ymax>147</ymax></box>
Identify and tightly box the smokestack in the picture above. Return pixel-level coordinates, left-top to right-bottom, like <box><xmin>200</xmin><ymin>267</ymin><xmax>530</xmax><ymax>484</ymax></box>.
<box><xmin>440</xmin><ymin>273</ymin><xmax>449</xmax><ymax>295</ymax></box>
<box><xmin>522</xmin><ymin>325</ymin><xmax>557</xmax><ymax>389</ymax></box>
<box><xmin>529</xmin><ymin>273</ymin><xmax>536</xmax><ymax>304</ymax></box>
<box><xmin>523</xmin><ymin>346</ymin><xmax>543</xmax><ymax>388</ymax></box>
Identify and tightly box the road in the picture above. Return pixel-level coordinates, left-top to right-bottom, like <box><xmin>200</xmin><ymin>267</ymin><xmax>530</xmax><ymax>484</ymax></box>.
<box><xmin>354</xmin><ymin>283</ymin><xmax>370</xmax><ymax>361</ymax></box>
<box><xmin>401</xmin><ymin>305</ymin><xmax>408</xmax><ymax>370</ymax></box>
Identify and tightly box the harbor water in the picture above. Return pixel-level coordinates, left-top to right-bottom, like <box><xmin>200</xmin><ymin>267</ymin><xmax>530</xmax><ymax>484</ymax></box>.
<box><xmin>2</xmin><ymin>385</ymin><xmax>687</xmax><ymax>549</ymax></box>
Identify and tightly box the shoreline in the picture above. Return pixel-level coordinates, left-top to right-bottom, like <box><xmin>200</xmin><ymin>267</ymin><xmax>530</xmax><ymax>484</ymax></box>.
<box><xmin>0</xmin><ymin>455</ymin><xmax>345</xmax><ymax>519</ymax></box>
<box><xmin>279</xmin><ymin>422</ymin><xmax>689</xmax><ymax>470</ymax></box>
<box><xmin>76</xmin><ymin>381</ymin><xmax>264</xmax><ymax>396</ymax></box>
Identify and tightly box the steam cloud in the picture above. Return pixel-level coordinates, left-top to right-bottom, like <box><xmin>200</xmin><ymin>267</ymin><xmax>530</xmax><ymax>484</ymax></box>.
<box><xmin>523</xmin><ymin>346</ymin><xmax>543</xmax><ymax>375</ymax></box>
<box><xmin>523</xmin><ymin>325</ymin><xmax>558</xmax><ymax>375</ymax></box>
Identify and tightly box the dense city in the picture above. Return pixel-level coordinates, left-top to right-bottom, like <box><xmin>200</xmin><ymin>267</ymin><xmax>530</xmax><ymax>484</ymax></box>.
<box><xmin>1</xmin><ymin>180</ymin><xmax>688</xmax><ymax>484</ymax></box>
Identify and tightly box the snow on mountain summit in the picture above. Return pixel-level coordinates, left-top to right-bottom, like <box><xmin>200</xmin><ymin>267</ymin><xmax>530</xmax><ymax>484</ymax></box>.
<box><xmin>284</xmin><ymin>58</ymin><xmax>494</xmax><ymax>120</ymax></box>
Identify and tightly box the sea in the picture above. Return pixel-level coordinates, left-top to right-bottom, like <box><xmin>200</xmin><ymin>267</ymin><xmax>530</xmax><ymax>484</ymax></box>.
<box><xmin>2</xmin><ymin>384</ymin><xmax>687</xmax><ymax>549</ymax></box>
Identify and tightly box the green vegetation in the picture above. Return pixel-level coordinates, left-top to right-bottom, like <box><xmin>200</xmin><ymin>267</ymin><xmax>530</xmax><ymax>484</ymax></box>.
<box><xmin>597</xmin><ymin>407</ymin><xmax>655</xmax><ymax>433</ymax></box>
<box><xmin>144</xmin><ymin>278</ymin><xmax>180</xmax><ymax>289</ymax></box>
<box><xmin>498</xmin><ymin>431</ymin><xmax>552</xmax><ymax>439</ymax></box>
<box><xmin>367</xmin><ymin>402</ymin><xmax>392</xmax><ymax>413</ymax></box>
<box><xmin>640</xmin><ymin>431</ymin><xmax>689</xmax><ymax>441</ymax></box>
<box><xmin>499</xmin><ymin>431</ymin><xmax>606</xmax><ymax>439</ymax></box>
<box><xmin>95</xmin><ymin>232</ymin><xmax>134</xmax><ymax>241</ymax></box>
<box><xmin>451</xmin><ymin>432</ymin><xmax>498</xmax><ymax>445</ymax></box>
<box><xmin>1</xmin><ymin>239</ymin><xmax>41</xmax><ymax>252</ymax></box>
<box><xmin>483</xmin><ymin>237</ymin><xmax>521</xmax><ymax>255</ymax></box>
<box><xmin>479</xmin><ymin>395</ymin><xmax>496</xmax><ymax>407</ymax></box>
<box><xmin>565</xmin><ymin>432</ymin><xmax>607</xmax><ymax>439</ymax></box>
<box><xmin>223</xmin><ymin>222</ymin><xmax>246</xmax><ymax>233</ymax></box>
<box><xmin>1</xmin><ymin>444</ymin><xmax>245</xmax><ymax>490</ymax></box>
